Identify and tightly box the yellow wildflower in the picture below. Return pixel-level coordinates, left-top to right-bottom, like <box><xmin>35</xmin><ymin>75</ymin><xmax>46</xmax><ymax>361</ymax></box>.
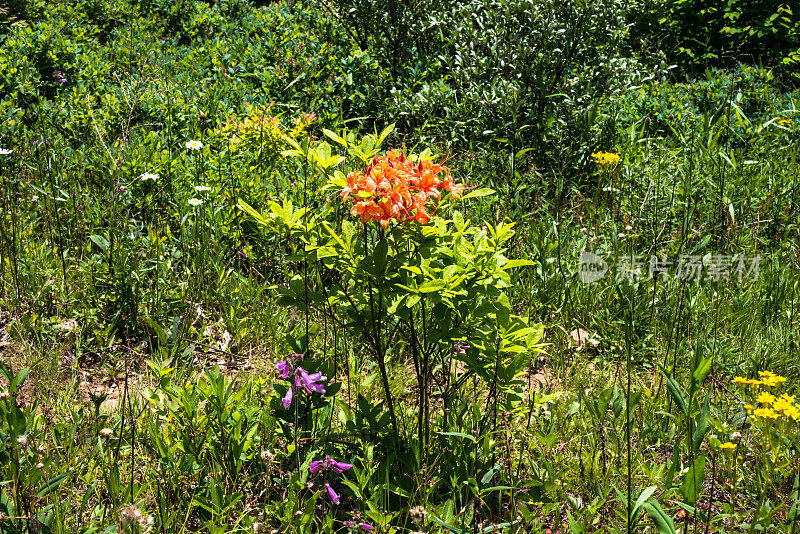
<box><xmin>757</xmin><ymin>392</ymin><xmax>776</xmax><ymax>405</ymax></box>
<box><xmin>591</xmin><ymin>151</ymin><xmax>621</xmax><ymax>166</ymax></box>
<box><xmin>732</xmin><ymin>376</ymin><xmax>749</xmax><ymax>386</ymax></box>
<box><xmin>745</xmin><ymin>379</ymin><xmax>762</xmax><ymax>388</ymax></box>
<box><xmin>777</xmin><ymin>117</ymin><xmax>793</xmax><ymax>127</ymax></box>
<box><xmin>720</xmin><ymin>442</ymin><xmax>737</xmax><ymax>452</ymax></box>
<box><xmin>758</xmin><ymin>371</ymin><xmax>787</xmax><ymax>387</ymax></box>
<box><xmin>753</xmin><ymin>407</ymin><xmax>779</xmax><ymax>419</ymax></box>
<box><xmin>744</xmin><ymin>404</ymin><xmax>754</xmax><ymax>413</ymax></box>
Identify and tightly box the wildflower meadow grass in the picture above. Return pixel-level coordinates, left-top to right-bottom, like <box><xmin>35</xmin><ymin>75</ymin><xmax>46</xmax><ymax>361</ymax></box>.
<box><xmin>1</xmin><ymin>0</ymin><xmax>800</xmax><ymax>533</ymax></box>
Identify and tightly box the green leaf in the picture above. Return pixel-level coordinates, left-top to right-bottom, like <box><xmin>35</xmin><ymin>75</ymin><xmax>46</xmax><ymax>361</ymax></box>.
<box><xmin>679</xmin><ymin>454</ymin><xmax>706</xmax><ymax>505</ymax></box>
<box><xmin>500</xmin><ymin>259</ymin><xmax>535</xmax><ymax>270</ymax></box>
<box><xmin>322</xmin><ymin>128</ymin><xmax>347</xmax><ymax>148</ymax></box>
<box><xmin>236</xmin><ymin>199</ymin><xmax>269</xmax><ymax>227</ymax></box>
<box><xmin>462</xmin><ymin>187</ymin><xmax>495</xmax><ymax>200</ymax></box>
<box><xmin>481</xmin><ymin>464</ymin><xmax>502</xmax><ymax>486</ymax></box>
<box><xmin>632</xmin><ymin>485</ymin><xmax>658</xmax><ymax>521</ymax></box>
<box><xmin>418</xmin><ymin>279</ymin><xmax>446</xmax><ymax>293</ymax></box>
<box><xmin>692</xmin><ymin>357</ymin><xmax>713</xmax><ymax>386</ymax></box>
<box><xmin>658</xmin><ymin>363</ymin><xmax>689</xmax><ymax>417</ymax></box>
<box><xmin>89</xmin><ymin>235</ymin><xmax>110</xmax><ymax>252</ymax></box>
<box><xmin>37</xmin><ymin>471</ymin><xmax>72</xmax><ymax>498</ymax></box>
<box><xmin>692</xmin><ymin>396</ymin><xmax>710</xmax><ymax>454</ymax></box>
<box><xmin>643</xmin><ymin>499</ymin><xmax>676</xmax><ymax>534</ymax></box>
<box><xmin>373</xmin><ymin>238</ymin><xmax>388</xmax><ymax>275</ymax></box>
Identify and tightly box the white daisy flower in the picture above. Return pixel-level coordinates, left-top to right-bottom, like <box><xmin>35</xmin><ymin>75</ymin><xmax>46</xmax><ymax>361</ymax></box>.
<box><xmin>140</xmin><ymin>172</ymin><xmax>159</xmax><ymax>181</ymax></box>
<box><xmin>188</xmin><ymin>198</ymin><xmax>203</xmax><ymax>207</ymax></box>
<box><xmin>0</xmin><ymin>148</ymin><xmax>12</xmax><ymax>155</ymax></box>
<box><xmin>194</xmin><ymin>185</ymin><xmax>212</xmax><ymax>192</ymax></box>
<box><xmin>186</xmin><ymin>140</ymin><xmax>203</xmax><ymax>150</ymax></box>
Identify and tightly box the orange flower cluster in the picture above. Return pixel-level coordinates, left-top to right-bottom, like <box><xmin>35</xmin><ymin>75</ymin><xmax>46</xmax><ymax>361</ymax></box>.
<box><xmin>341</xmin><ymin>150</ymin><xmax>463</xmax><ymax>226</ymax></box>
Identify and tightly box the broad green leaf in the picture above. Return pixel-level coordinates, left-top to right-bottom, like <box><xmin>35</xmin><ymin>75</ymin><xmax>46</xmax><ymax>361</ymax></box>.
<box><xmin>37</xmin><ymin>471</ymin><xmax>72</xmax><ymax>497</ymax></box>
<box><xmin>643</xmin><ymin>499</ymin><xmax>676</xmax><ymax>534</ymax></box>
<box><xmin>692</xmin><ymin>396</ymin><xmax>710</xmax><ymax>454</ymax></box>
<box><xmin>658</xmin><ymin>363</ymin><xmax>689</xmax><ymax>416</ymax></box>
<box><xmin>462</xmin><ymin>188</ymin><xmax>495</xmax><ymax>200</ymax></box>
<box><xmin>89</xmin><ymin>235</ymin><xmax>110</xmax><ymax>252</ymax></box>
<box><xmin>679</xmin><ymin>454</ymin><xmax>706</xmax><ymax>505</ymax></box>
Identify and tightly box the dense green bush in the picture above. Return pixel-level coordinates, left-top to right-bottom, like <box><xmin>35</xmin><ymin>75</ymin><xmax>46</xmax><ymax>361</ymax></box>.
<box><xmin>631</xmin><ymin>0</ymin><xmax>800</xmax><ymax>85</ymax></box>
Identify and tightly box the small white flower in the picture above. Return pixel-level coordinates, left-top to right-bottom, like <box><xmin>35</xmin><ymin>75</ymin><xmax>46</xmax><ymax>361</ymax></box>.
<box><xmin>31</xmin><ymin>195</ymin><xmax>39</xmax><ymax>202</ymax></box>
<box><xmin>17</xmin><ymin>434</ymin><xmax>29</xmax><ymax>448</ymax></box>
<box><xmin>731</xmin><ymin>431</ymin><xmax>742</xmax><ymax>440</ymax></box>
<box><xmin>194</xmin><ymin>185</ymin><xmax>212</xmax><ymax>192</ymax></box>
<box><xmin>188</xmin><ymin>198</ymin><xmax>203</xmax><ymax>207</ymax></box>
<box><xmin>186</xmin><ymin>140</ymin><xmax>204</xmax><ymax>150</ymax></box>
<box><xmin>36</xmin><ymin>462</ymin><xmax>44</xmax><ymax>469</ymax></box>
<box><xmin>140</xmin><ymin>172</ymin><xmax>159</xmax><ymax>181</ymax></box>
<box><xmin>121</xmin><ymin>504</ymin><xmax>142</xmax><ymax>527</ymax></box>
<box><xmin>0</xmin><ymin>148</ymin><xmax>12</xmax><ymax>155</ymax></box>
<box><xmin>100</xmin><ymin>428</ymin><xmax>113</xmax><ymax>438</ymax></box>
<box><xmin>618</xmin><ymin>232</ymin><xmax>625</xmax><ymax>239</ymax></box>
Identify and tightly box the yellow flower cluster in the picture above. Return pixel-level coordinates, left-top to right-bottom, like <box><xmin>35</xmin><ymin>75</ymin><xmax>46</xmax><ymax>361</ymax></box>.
<box><xmin>732</xmin><ymin>371</ymin><xmax>787</xmax><ymax>389</ymax></box>
<box><xmin>777</xmin><ymin>117</ymin><xmax>794</xmax><ymax>127</ymax></box>
<box><xmin>735</xmin><ymin>371</ymin><xmax>798</xmax><ymax>421</ymax></box>
<box><xmin>759</xmin><ymin>370</ymin><xmax>787</xmax><ymax>387</ymax></box>
<box><xmin>591</xmin><ymin>151</ymin><xmax>621</xmax><ymax>166</ymax></box>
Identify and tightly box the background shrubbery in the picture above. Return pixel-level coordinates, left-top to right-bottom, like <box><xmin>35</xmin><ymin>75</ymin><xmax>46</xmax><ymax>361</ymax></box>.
<box><xmin>1</xmin><ymin>0</ymin><xmax>800</xmax><ymax>532</ymax></box>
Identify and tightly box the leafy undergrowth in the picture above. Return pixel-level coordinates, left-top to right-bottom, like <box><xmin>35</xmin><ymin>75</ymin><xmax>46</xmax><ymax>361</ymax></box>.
<box><xmin>1</xmin><ymin>0</ymin><xmax>800</xmax><ymax>533</ymax></box>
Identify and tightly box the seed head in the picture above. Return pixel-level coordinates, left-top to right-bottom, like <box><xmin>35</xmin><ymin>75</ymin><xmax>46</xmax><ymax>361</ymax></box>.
<box><xmin>410</xmin><ymin>505</ymin><xmax>427</xmax><ymax>524</ymax></box>
<box><xmin>120</xmin><ymin>504</ymin><xmax>142</xmax><ymax>527</ymax></box>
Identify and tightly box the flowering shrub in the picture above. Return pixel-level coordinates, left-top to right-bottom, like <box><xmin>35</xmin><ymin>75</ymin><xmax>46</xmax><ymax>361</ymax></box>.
<box><xmin>241</xmin><ymin>127</ymin><xmax>545</xmax><ymax>459</ymax></box>
<box><xmin>340</xmin><ymin>150</ymin><xmax>464</xmax><ymax>225</ymax></box>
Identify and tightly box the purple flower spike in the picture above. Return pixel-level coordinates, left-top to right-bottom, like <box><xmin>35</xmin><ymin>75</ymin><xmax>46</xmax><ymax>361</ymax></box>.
<box><xmin>360</xmin><ymin>525</ymin><xmax>374</xmax><ymax>531</ymax></box>
<box><xmin>330</xmin><ymin>458</ymin><xmax>352</xmax><ymax>473</ymax></box>
<box><xmin>309</xmin><ymin>460</ymin><xmax>321</xmax><ymax>473</ymax></box>
<box><xmin>325</xmin><ymin>483</ymin><xmax>340</xmax><ymax>505</ymax></box>
<box><xmin>276</xmin><ymin>360</ymin><xmax>290</xmax><ymax>379</ymax></box>
<box><xmin>281</xmin><ymin>386</ymin><xmax>293</xmax><ymax>409</ymax></box>
<box><xmin>298</xmin><ymin>369</ymin><xmax>326</xmax><ymax>394</ymax></box>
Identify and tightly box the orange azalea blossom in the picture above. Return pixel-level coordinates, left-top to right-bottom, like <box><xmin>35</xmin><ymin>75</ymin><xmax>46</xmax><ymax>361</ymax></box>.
<box><xmin>341</xmin><ymin>150</ymin><xmax>464</xmax><ymax>226</ymax></box>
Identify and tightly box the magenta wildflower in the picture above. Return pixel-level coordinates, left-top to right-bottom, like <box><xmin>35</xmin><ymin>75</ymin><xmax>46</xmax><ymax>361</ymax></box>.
<box><xmin>309</xmin><ymin>455</ymin><xmax>352</xmax><ymax>474</ymax></box>
<box><xmin>276</xmin><ymin>354</ymin><xmax>325</xmax><ymax>409</ymax></box>
<box><xmin>330</xmin><ymin>458</ymin><xmax>352</xmax><ymax>473</ymax></box>
<box><xmin>276</xmin><ymin>360</ymin><xmax>291</xmax><ymax>379</ymax></box>
<box><xmin>281</xmin><ymin>386</ymin><xmax>293</xmax><ymax>409</ymax></box>
<box><xmin>344</xmin><ymin>521</ymin><xmax>373</xmax><ymax>531</ymax></box>
<box><xmin>298</xmin><ymin>369</ymin><xmax>326</xmax><ymax>394</ymax></box>
<box><xmin>325</xmin><ymin>483</ymin><xmax>340</xmax><ymax>505</ymax></box>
